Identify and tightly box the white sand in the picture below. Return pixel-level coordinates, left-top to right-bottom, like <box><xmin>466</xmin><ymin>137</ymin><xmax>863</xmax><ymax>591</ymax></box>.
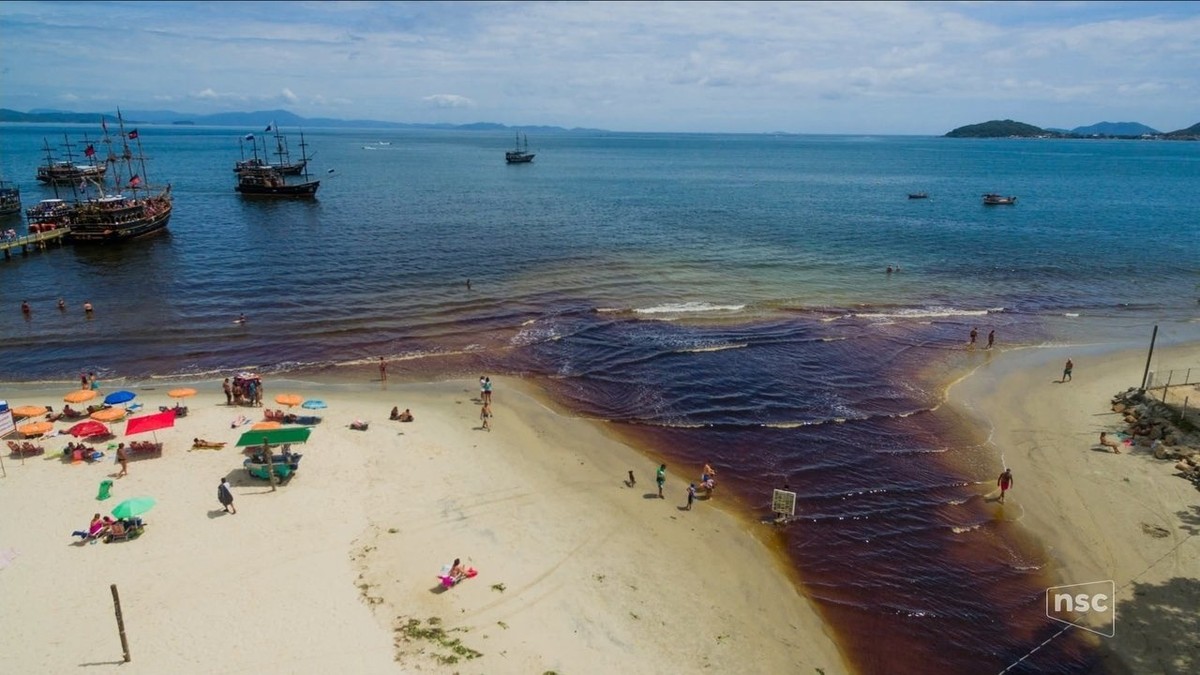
<box><xmin>948</xmin><ymin>340</ymin><xmax>1200</xmax><ymax>671</ymax></box>
<box><xmin>0</xmin><ymin>376</ymin><xmax>846</xmax><ymax>674</ymax></box>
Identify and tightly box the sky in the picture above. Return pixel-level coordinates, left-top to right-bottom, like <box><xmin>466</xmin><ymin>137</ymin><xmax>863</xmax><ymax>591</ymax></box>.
<box><xmin>1</xmin><ymin>1</ymin><xmax>1198</xmax><ymax>134</ymax></box>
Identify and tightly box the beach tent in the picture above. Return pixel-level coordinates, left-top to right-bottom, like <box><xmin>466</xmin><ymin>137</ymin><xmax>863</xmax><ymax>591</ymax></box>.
<box><xmin>235</xmin><ymin>427</ymin><xmax>311</xmax><ymax>447</ymax></box>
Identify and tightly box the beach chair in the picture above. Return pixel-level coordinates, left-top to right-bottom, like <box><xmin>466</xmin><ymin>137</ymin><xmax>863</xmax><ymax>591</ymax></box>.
<box><xmin>104</xmin><ymin>520</ymin><xmax>145</xmax><ymax>543</ymax></box>
<box><xmin>127</xmin><ymin>441</ymin><xmax>163</xmax><ymax>460</ymax></box>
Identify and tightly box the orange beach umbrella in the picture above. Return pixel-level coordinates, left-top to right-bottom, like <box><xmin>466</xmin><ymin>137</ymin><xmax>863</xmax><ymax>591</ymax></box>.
<box><xmin>12</xmin><ymin>405</ymin><xmax>49</xmax><ymax>418</ymax></box>
<box><xmin>18</xmin><ymin>421</ymin><xmax>54</xmax><ymax>437</ymax></box>
<box><xmin>274</xmin><ymin>393</ymin><xmax>303</xmax><ymax>407</ymax></box>
<box><xmin>90</xmin><ymin>408</ymin><xmax>126</xmax><ymax>422</ymax></box>
<box><xmin>168</xmin><ymin>387</ymin><xmax>197</xmax><ymax>399</ymax></box>
<box><xmin>64</xmin><ymin>389</ymin><xmax>97</xmax><ymax>404</ymax></box>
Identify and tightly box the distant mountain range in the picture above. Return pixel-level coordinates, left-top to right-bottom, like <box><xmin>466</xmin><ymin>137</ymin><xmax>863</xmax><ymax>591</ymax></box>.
<box><xmin>0</xmin><ymin>108</ymin><xmax>602</xmax><ymax>133</ymax></box>
<box><xmin>946</xmin><ymin>119</ymin><xmax>1199</xmax><ymax>139</ymax></box>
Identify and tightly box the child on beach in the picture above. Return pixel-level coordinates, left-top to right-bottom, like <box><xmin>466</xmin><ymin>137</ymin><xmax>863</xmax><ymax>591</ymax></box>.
<box><xmin>480</xmin><ymin>402</ymin><xmax>492</xmax><ymax>431</ymax></box>
<box><xmin>1099</xmin><ymin>432</ymin><xmax>1121</xmax><ymax>453</ymax></box>
<box><xmin>686</xmin><ymin>483</ymin><xmax>696</xmax><ymax>510</ymax></box>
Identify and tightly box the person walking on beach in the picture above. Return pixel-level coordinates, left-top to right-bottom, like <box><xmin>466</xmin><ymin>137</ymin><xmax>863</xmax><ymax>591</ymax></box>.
<box><xmin>479</xmin><ymin>376</ymin><xmax>487</xmax><ymax>402</ymax></box>
<box><xmin>997</xmin><ymin>468</ymin><xmax>1014</xmax><ymax>504</ymax></box>
<box><xmin>379</xmin><ymin>356</ymin><xmax>388</xmax><ymax>382</ymax></box>
<box><xmin>116</xmin><ymin>443</ymin><xmax>128</xmax><ymax>478</ymax></box>
<box><xmin>223</xmin><ymin>378</ymin><xmax>232</xmax><ymax>405</ymax></box>
<box><xmin>218</xmin><ymin>477</ymin><xmax>236</xmax><ymax>514</ymax></box>
<box><xmin>1062</xmin><ymin>358</ymin><xmax>1073</xmax><ymax>382</ymax></box>
<box><xmin>987</xmin><ymin>330</ymin><xmax>995</xmax><ymax>350</ymax></box>
<box><xmin>656</xmin><ymin>464</ymin><xmax>666</xmax><ymax>499</ymax></box>
<box><xmin>480</xmin><ymin>402</ymin><xmax>492</xmax><ymax>431</ymax></box>
<box><xmin>483</xmin><ymin>377</ymin><xmax>493</xmax><ymax>404</ymax></box>
<box><xmin>685</xmin><ymin>483</ymin><xmax>696</xmax><ymax>510</ymax></box>
<box><xmin>969</xmin><ymin>327</ymin><xmax>978</xmax><ymax>349</ymax></box>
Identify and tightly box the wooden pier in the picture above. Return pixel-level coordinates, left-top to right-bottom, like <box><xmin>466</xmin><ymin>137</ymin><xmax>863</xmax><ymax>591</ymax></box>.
<box><xmin>1</xmin><ymin>229</ymin><xmax>69</xmax><ymax>260</ymax></box>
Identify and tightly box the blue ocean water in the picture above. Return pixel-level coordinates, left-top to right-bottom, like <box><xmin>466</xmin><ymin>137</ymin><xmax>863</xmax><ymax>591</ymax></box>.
<box><xmin>2</xmin><ymin>124</ymin><xmax>1198</xmax><ymax>673</ymax></box>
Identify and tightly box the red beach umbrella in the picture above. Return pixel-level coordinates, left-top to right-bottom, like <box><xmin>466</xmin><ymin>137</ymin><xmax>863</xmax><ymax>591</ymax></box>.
<box><xmin>68</xmin><ymin>420</ymin><xmax>109</xmax><ymax>438</ymax></box>
<box><xmin>124</xmin><ymin>409</ymin><xmax>175</xmax><ymax>443</ymax></box>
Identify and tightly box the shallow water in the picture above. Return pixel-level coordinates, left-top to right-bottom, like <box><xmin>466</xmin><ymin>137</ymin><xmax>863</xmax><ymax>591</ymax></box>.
<box><xmin>3</xmin><ymin>125</ymin><xmax>1199</xmax><ymax>672</ymax></box>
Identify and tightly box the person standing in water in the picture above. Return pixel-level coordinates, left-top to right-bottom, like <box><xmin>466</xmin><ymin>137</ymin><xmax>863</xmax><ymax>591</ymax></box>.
<box><xmin>987</xmin><ymin>329</ymin><xmax>995</xmax><ymax>350</ymax></box>
<box><xmin>378</xmin><ymin>356</ymin><xmax>387</xmax><ymax>382</ymax></box>
<box><xmin>997</xmin><ymin>468</ymin><xmax>1014</xmax><ymax>504</ymax></box>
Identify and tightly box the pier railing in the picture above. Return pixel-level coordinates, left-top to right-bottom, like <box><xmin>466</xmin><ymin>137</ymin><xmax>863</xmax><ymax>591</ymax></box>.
<box><xmin>0</xmin><ymin>229</ymin><xmax>68</xmax><ymax>259</ymax></box>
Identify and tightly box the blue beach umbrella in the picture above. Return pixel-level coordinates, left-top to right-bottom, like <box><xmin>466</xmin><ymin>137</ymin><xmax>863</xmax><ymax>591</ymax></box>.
<box><xmin>301</xmin><ymin>399</ymin><xmax>327</xmax><ymax>410</ymax></box>
<box><xmin>104</xmin><ymin>390</ymin><xmax>137</xmax><ymax>405</ymax></box>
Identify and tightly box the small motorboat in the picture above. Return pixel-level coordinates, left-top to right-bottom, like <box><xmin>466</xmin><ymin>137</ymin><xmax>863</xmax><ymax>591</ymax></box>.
<box><xmin>983</xmin><ymin>193</ymin><xmax>1017</xmax><ymax>205</ymax></box>
<box><xmin>908</xmin><ymin>193</ymin><xmax>928</xmax><ymax>199</ymax></box>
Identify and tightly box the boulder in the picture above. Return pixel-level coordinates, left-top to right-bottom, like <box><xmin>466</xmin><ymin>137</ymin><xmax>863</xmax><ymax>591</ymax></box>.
<box><xmin>1113</xmin><ymin>403</ymin><xmax>1127</xmax><ymax>414</ymax></box>
<box><xmin>1153</xmin><ymin>442</ymin><xmax>1170</xmax><ymax>459</ymax></box>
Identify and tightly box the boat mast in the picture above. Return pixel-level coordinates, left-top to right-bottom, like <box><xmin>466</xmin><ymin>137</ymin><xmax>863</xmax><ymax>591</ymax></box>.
<box><xmin>41</xmin><ymin>138</ymin><xmax>62</xmax><ymax>199</ymax></box>
<box><xmin>273</xmin><ymin>122</ymin><xmax>291</xmax><ymax>168</ymax></box>
<box><xmin>114</xmin><ymin>109</ymin><xmax>140</xmax><ymax>197</ymax></box>
<box><xmin>99</xmin><ymin>116</ymin><xmax>123</xmax><ymax>196</ymax></box>
<box><xmin>298</xmin><ymin>131</ymin><xmax>311</xmax><ymax>181</ymax></box>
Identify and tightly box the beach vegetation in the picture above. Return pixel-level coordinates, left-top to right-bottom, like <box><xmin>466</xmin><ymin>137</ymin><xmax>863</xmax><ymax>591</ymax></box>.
<box><xmin>393</xmin><ymin>616</ymin><xmax>482</xmax><ymax>665</ymax></box>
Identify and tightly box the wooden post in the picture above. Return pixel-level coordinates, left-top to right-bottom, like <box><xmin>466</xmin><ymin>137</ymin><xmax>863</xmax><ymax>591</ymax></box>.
<box><xmin>1139</xmin><ymin>325</ymin><xmax>1158</xmax><ymax>393</ymax></box>
<box><xmin>110</xmin><ymin>584</ymin><xmax>131</xmax><ymax>662</ymax></box>
<box><xmin>1162</xmin><ymin>371</ymin><xmax>1172</xmax><ymax>402</ymax></box>
<box><xmin>263</xmin><ymin>438</ymin><xmax>277</xmax><ymax>492</ymax></box>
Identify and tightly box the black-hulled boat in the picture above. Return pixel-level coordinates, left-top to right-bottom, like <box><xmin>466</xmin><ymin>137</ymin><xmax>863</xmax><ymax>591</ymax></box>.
<box><xmin>65</xmin><ymin>111</ymin><xmax>173</xmax><ymax>243</ymax></box>
<box><xmin>236</xmin><ymin>132</ymin><xmax>319</xmax><ymax>198</ymax></box>
<box><xmin>234</xmin><ymin>125</ymin><xmax>308</xmax><ymax>175</ymax></box>
<box><xmin>982</xmin><ymin>193</ymin><xmax>1017</xmax><ymax>205</ymax></box>
<box><xmin>505</xmin><ymin>132</ymin><xmax>535</xmax><ymax>164</ymax></box>
<box><xmin>0</xmin><ymin>180</ymin><xmax>20</xmax><ymax>216</ymax></box>
<box><xmin>35</xmin><ymin>135</ymin><xmax>106</xmax><ymax>185</ymax></box>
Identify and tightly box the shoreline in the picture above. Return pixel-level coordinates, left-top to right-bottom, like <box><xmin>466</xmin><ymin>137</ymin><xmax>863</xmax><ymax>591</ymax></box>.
<box><xmin>0</xmin><ymin>375</ymin><xmax>848</xmax><ymax>674</ymax></box>
<box><xmin>946</xmin><ymin>337</ymin><xmax>1200</xmax><ymax>672</ymax></box>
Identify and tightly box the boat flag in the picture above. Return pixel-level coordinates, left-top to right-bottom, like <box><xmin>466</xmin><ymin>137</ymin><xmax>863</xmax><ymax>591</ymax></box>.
<box><xmin>244</xmin><ymin>133</ymin><xmax>255</xmax><ymax>141</ymax></box>
<box><xmin>128</xmin><ymin>174</ymin><xmax>141</xmax><ymax>187</ymax></box>
<box><xmin>84</xmin><ymin>144</ymin><xmax>96</xmax><ymax>158</ymax></box>
<box><xmin>128</xmin><ymin>129</ymin><xmax>139</xmax><ymax>139</ymax></box>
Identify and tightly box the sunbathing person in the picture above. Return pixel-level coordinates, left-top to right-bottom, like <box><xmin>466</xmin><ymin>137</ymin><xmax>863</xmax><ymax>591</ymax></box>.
<box><xmin>193</xmin><ymin>438</ymin><xmax>226</xmax><ymax>448</ymax></box>
<box><xmin>449</xmin><ymin>558</ymin><xmax>468</xmax><ymax>583</ymax></box>
<box><xmin>1099</xmin><ymin>432</ymin><xmax>1122</xmax><ymax>454</ymax></box>
<box><xmin>398</xmin><ymin>408</ymin><xmax>414</xmax><ymax>422</ymax></box>
<box><xmin>72</xmin><ymin>514</ymin><xmax>108</xmax><ymax>541</ymax></box>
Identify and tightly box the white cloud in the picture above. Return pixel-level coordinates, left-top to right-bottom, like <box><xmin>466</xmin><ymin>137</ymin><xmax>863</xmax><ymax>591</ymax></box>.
<box><xmin>422</xmin><ymin>94</ymin><xmax>476</xmax><ymax>109</ymax></box>
<box><xmin>2</xmin><ymin>1</ymin><xmax>1197</xmax><ymax>133</ymax></box>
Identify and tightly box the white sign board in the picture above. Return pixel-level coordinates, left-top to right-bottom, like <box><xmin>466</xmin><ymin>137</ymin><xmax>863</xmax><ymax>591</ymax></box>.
<box><xmin>0</xmin><ymin>410</ymin><xmax>14</xmax><ymax>438</ymax></box>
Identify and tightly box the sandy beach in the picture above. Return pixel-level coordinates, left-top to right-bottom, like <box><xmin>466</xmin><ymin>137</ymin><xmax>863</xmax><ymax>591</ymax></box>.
<box><xmin>0</xmin><ymin>376</ymin><xmax>847</xmax><ymax>674</ymax></box>
<box><xmin>948</xmin><ymin>339</ymin><xmax>1200</xmax><ymax>674</ymax></box>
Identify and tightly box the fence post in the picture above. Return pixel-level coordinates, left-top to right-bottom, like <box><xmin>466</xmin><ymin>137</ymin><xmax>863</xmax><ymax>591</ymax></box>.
<box><xmin>1162</xmin><ymin>371</ymin><xmax>1172</xmax><ymax>402</ymax></box>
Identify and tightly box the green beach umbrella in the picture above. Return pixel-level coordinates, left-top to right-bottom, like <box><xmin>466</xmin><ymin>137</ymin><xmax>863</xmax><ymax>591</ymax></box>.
<box><xmin>111</xmin><ymin>496</ymin><xmax>156</xmax><ymax>520</ymax></box>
